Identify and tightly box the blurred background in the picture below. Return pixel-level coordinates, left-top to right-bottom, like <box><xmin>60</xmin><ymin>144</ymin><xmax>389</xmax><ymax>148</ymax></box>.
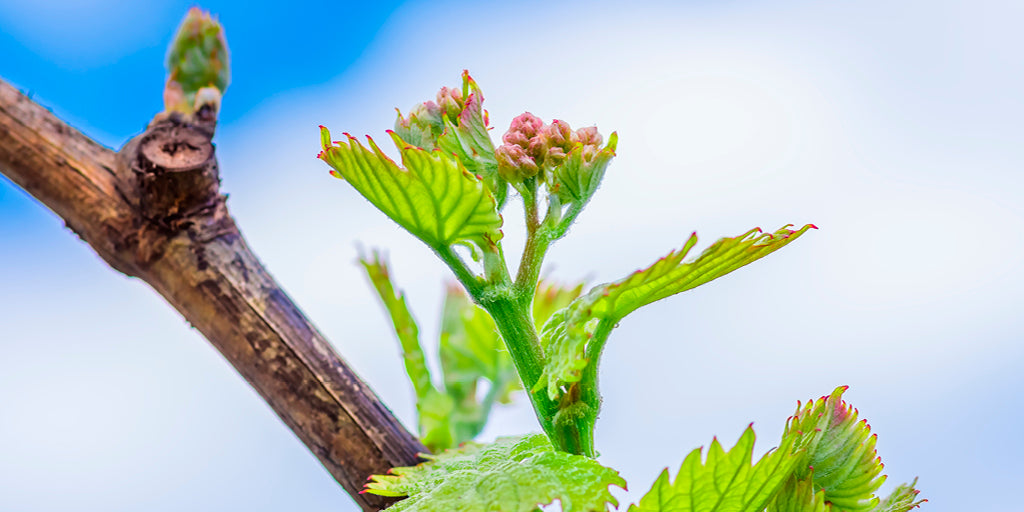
<box><xmin>1</xmin><ymin>0</ymin><xmax>1021</xmax><ymax>510</ymax></box>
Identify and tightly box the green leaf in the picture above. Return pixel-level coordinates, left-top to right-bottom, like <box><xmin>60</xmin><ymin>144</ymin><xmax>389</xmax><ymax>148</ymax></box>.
<box><xmin>593</xmin><ymin>224</ymin><xmax>817</xmax><ymax>324</ymax></box>
<box><xmin>532</xmin><ymin>280</ymin><xmax>585</xmax><ymax>330</ymax></box>
<box><xmin>436</xmin><ymin>72</ymin><xmax>508</xmax><ymax>209</ymax></box>
<box><xmin>550</xmin><ymin>132</ymin><xmax>617</xmax><ymax>205</ymax></box>
<box><xmin>537</xmin><ymin>224</ymin><xmax>816</xmax><ymax>400</ymax></box>
<box><xmin>319</xmin><ymin>127</ymin><xmax>503</xmax><ymax>253</ymax></box>
<box><xmin>776</xmin><ymin>387</ymin><xmax>887</xmax><ymax>512</ymax></box>
<box><xmin>769</xmin><ymin>478</ymin><xmax>829</xmax><ymax>512</ymax></box>
<box><xmin>360</xmin><ymin>252</ymin><xmax>434</xmax><ymax>399</ymax></box>
<box><xmin>628</xmin><ymin>426</ymin><xmax>801</xmax><ymax>512</ymax></box>
<box><xmin>870</xmin><ymin>479</ymin><xmax>924</xmax><ymax>512</ymax></box>
<box><xmin>359</xmin><ymin>252</ymin><xmax>455</xmax><ymax>452</ymax></box>
<box><xmin>395</xmin><ymin>101</ymin><xmax>445</xmax><ymax>151</ymax></box>
<box><xmin>366</xmin><ymin>434</ymin><xmax>625</xmax><ymax>512</ymax></box>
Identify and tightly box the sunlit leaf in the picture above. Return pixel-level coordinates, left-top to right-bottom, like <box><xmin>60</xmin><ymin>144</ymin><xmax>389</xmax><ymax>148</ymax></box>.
<box><xmin>870</xmin><ymin>479</ymin><xmax>925</xmax><ymax>512</ymax></box>
<box><xmin>628</xmin><ymin>426</ymin><xmax>800</xmax><ymax>512</ymax></box>
<box><xmin>773</xmin><ymin>387</ymin><xmax>887</xmax><ymax>512</ymax></box>
<box><xmin>319</xmin><ymin>127</ymin><xmax>503</xmax><ymax>253</ymax></box>
<box><xmin>366</xmin><ymin>434</ymin><xmax>625</xmax><ymax>512</ymax></box>
<box><xmin>769</xmin><ymin>477</ymin><xmax>829</xmax><ymax>512</ymax></box>
<box><xmin>537</xmin><ymin>225</ymin><xmax>816</xmax><ymax>400</ymax></box>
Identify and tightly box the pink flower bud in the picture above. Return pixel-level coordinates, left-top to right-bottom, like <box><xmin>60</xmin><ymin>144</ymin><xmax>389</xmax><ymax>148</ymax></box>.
<box><xmin>496</xmin><ymin>143</ymin><xmax>540</xmax><ymax>181</ymax></box>
<box><xmin>436</xmin><ymin>86</ymin><xmax>465</xmax><ymax>120</ymax></box>
<box><xmin>574</xmin><ymin>126</ymin><xmax>603</xmax><ymax>147</ymax></box>
<box><xmin>526</xmin><ymin>137</ymin><xmax>549</xmax><ymax>161</ymax></box>
<box><xmin>544</xmin><ymin>120</ymin><xmax>574</xmax><ymax>147</ymax></box>
<box><xmin>546</xmin><ymin>146</ymin><xmax>567</xmax><ymax>165</ymax></box>
<box><xmin>502</xmin><ymin>131</ymin><xmax>531</xmax><ymax>147</ymax></box>
<box><xmin>509</xmin><ymin>112</ymin><xmax>544</xmax><ymax>138</ymax></box>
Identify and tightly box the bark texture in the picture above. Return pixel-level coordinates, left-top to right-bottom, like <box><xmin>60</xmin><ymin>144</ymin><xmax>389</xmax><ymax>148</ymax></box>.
<box><xmin>0</xmin><ymin>78</ymin><xmax>425</xmax><ymax>511</ymax></box>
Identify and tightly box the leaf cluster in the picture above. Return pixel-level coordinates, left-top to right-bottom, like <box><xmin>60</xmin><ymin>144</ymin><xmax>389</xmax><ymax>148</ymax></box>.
<box><xmin>315</xmin><ymin>72</ymin><xmax>922</xmax><ymax>512</ymax></box>
<box><xmin>366</xmin><ymin>388</ymin><xmax>924</xmax><ymax>512</ymax></box>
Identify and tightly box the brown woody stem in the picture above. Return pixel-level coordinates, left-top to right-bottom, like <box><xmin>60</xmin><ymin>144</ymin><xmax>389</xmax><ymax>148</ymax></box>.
<box><xmin>0</xmin><ymin>77</ymin><xmax>425</xmax><ymax>511</ymax></box>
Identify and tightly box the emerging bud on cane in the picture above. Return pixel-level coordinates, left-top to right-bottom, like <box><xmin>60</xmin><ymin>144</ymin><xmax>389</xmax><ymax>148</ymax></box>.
<box><xmin>163</xmin><ymin>7</ymin><xmax>230</xmax><ymax>118</ymax></box>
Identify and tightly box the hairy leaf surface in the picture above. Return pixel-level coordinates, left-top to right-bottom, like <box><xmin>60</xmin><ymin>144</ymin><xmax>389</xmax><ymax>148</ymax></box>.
<box><xmin>366</xmin><ymin>434</ymin><xmax>625</xmax><ymax>512</ymax></box>
<box><xmin>629</xmin><ymin>426</ymin><xmax>800</xmax><ymax>512</ymax></box>
<box><xmin>769</xmin><ymin>478</ymin><xmax>829</xmax><ymax>512</ymax></box>
<box><xmin>550</xmin><ymin>132</ymin><xmax>617</xmax><ymax>204</ymax></box>
<box><xmin>319</xmin><ymin>127</ymin><xmax>503</xmax><ymax>252</ymax></box>
<box><xmin>870</xmin><ymin>479</ymin><xmax>924</xmax><ymax>512</ymax></box>
<box><xmin>777</xmin><ymin>387</ymin><xmax>886</xmax><ymax>512</ymax></box>
<box><xmin>537</xmin><ymin>224</ymin><xmax>815</xmax><ymax>399</ymax></box>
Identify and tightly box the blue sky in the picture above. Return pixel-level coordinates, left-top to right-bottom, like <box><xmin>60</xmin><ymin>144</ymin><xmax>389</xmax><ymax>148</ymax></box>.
<box><xmin>2</xmin><ymin>1</ymin><xmax>1023</xmax><ymax>511</ymax></box>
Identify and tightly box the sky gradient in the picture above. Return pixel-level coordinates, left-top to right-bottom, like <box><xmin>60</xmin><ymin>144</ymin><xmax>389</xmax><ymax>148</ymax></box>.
<box><xmin>2</xmin><ymin>1</ymin><xmax>1022</xmax><ymax>511</ymax></box>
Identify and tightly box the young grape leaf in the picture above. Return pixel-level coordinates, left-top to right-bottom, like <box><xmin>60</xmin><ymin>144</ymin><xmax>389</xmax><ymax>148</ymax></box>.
<box><xmin>395</xmin><ymin>100</ymin><xmax>445</xmax><ymax>151</ymax></box>
<box><xmin>774</xmin><ymin>387</ymin><xmax>887</xmax><ymax>512</ymax></box>
<box><xmin>361</xmin><ymin>252</ymin><xmax>434</xmax><ymax>399</ymax></box>
<box><xmin>769</xmin><ymin>477</ymin><xmax>829</xmax><ymax>512</ymax></box>
<box><xmin>871</xmin><ymin>479</ymin><xmax>924</xmax><ymax>512</ymax></box>
<box><xmin>365</xmin><ymin>434</ymin><xmax>625</xmax><ymax>512</ymax></box>
<box><xmin>550</xmin><ymin>132</ymin><xmax>618</xmax><ymax>206</ymax></box>
<box><xmin>360</xmin><ymin>252</ymin><xmax>456</xmax><ymax>452</ymax></box>
<box><xmin>537</xmin><ymin>224</ymin><xmax>816</xmax><ymax>400</ymax></box>
<box><xmin>435</xmin><ymin>72</ymin><xmax>508</xmax><ymax>208</ymax></box>
<box><xmin>533</xmin><ymin>280</ymin><xmax>585</xmax><ymax>329</ymax></box>
<box><xmin>628</xmin><ymin>426</ymin><xmax>800</xmax><ymax>512</ymax></box>
<box><xmin>319</xmin><ymin>127</ymin><xmax>503</xmax><ymax>253</ymax></box>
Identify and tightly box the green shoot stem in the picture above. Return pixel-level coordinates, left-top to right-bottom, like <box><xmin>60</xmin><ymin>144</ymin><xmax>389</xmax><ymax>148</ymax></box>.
<box><xmin>514</xmin><ymin>199</ymin><xmax>587</xmax><ymax>299</ymax></box>
<box><xmin>436</xmin><ymin>245</ymin><xmax>485</xmax><ymax>296</ymax></box>
<box><xmin>480</xmin><ymin>298</ymin><xmax>557</xmax><ymax>434</ymax></box>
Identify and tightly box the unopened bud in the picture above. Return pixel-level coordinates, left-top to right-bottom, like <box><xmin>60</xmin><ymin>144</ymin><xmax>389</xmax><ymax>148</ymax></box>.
<box><xmin>164</xmin><ymin>7</ymin><xmax>229</xmax><ymax>117</ymax></box>
<box><xmin>496</xmin><ymin>144</ymin><xmax>539</xmax><ymax>181</ymax></box>
<box><xmin>546</xmin><ymin>146</ymin><xmax>567</xmax><ymax>166</ymax></box>
<box><xmin>436</xmin><ymin>86</ymin><xmax>465</xmax><ymax>122</ymax></box>
<box><xmin>574</xmin><ymin>126</ymin><xmax>603</xmax><ymax>147</ymax></box>
<box><xmin>508</xmin><ymin>112</ymin><xmax>544</xmax><ymax>138</ymax></box>
<box><xmin>526</xmin><ymin>137</ymin><xmax>549</xmax><ymax>161</ymax></box>
<box><xmin>503</xmin><ymin>131</ymin><xmax>531</xmax><ymax>148</ymax></box>
<box><xmin>543</xmin><ymin>120</ymin><xmax>574</xmax><ymax>147</ymax></box>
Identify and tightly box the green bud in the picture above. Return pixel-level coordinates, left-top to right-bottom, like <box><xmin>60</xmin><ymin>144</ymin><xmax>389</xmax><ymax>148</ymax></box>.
<box><xmin>164</xmin><ymin>7</ymin><xmax>230</xmax><ymax>117</ymax></box>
